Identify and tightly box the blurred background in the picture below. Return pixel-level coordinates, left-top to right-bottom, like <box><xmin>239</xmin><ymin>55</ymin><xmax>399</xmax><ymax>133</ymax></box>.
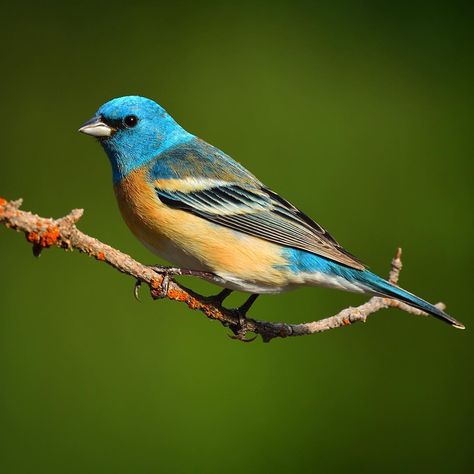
<box><xmin>0</xmin><ymin>0</ymin><xmax>473</xmax><ymax>472</ymax></box>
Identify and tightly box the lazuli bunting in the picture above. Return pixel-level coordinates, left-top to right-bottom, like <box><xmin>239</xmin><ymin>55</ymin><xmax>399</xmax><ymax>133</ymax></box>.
<box><xmin>79</xmin><ymin>96</ymin><xmax>464</xmax><ymax>329</ymax></box>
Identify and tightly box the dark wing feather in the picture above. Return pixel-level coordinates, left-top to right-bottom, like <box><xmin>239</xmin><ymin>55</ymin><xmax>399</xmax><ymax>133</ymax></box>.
<box><xmin>156</xmin><ymin>183</ymin><xmax>365</xmax><ymax>270</ymax></box>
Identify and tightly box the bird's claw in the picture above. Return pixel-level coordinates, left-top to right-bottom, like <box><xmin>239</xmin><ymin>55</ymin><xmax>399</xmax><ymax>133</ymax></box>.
<box><xmin>134</xmin><ymin>279</ymin><xmax>142</xmax><ymax>301</ymax></box>
<box><xmin>150</xmin><ymin>272</ymin><xmax>171</xmax><ymax>299</ymax></box>
<box><xmin>228</xmin><ymin>331</ymin><xmax>257</xmax><ymax>343</ymax></box>
<box><xmin>228</xmin><ymin>317</ymin><xmax>257</xmax><ymax>342</ymax></box>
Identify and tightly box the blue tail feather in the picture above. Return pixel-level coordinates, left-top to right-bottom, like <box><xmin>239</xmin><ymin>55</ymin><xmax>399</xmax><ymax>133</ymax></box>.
<box><xmin>360</xmin><ymin>271</ymin><xmax>464</xmax><ymax>329</ymax></box>
<box><xmin>281</xmin><ymin>248</ymin><xmax>464</xmax><ymax>329</ymax></box>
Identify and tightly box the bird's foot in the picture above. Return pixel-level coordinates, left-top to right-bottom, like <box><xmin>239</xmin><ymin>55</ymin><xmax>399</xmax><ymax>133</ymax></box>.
<box><xmin>149</xmin><ymin>266</ymin><xmax>178</xmax><ymax>299</ymax></box>
<box><xmin>134</xmin><ymin>266</ymin><xmax>180</xmax><ymax>300</ymax></box>
<box><xmin>228</xmin><ymin>294</ymin><xmax>259</xmax><ymax>342</ymax></box>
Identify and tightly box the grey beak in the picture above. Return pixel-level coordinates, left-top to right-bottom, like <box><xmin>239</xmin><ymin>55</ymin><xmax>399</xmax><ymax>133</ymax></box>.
<box><xmin>78</xmin><ymin>116</ymin><xmax>114</xmax><ymax>137</ymax></box>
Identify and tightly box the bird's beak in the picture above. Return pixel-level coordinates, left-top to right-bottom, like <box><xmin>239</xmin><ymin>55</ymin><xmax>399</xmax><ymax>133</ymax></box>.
<box><xmin>78</xmin><ymin>116</ymin><xmax>114</xmax><ymax>137</ymax></box>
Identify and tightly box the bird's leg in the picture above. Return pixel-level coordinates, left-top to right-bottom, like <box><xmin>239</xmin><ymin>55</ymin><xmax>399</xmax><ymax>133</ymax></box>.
<box><xmin>202</xmin><ymin>288</ymin><xmax>233</xmax><ymax>306</ymax></box>
<box><xmin>149</xmin><ymin>266</ymin><xmax>223</xmax><ymax>282</ymax></box>
<box><xmin>227</xmin><ymin>294</ymin><xmax>259</xmax><ymax>342</ymax></box>
<box><xmin>235</xmin><ymin>294</ymin><xmax>259</xmax><ymax>326</ymax></box>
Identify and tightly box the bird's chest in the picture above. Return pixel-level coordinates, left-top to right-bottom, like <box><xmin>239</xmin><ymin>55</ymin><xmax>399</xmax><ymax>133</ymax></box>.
<box><xmin>114</xmin><ymin>169</ymin><xmax>175</xmax><ymax>252</ymax></box>
<box><xmin>113</xmin><ymin>168</ymin><xmax>211</xmax><ymax>268</ymax></box>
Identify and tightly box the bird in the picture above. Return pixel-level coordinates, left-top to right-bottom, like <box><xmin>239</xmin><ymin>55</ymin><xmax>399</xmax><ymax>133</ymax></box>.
<box><xmin>78</xmin><ymin>95</ymin><xmax>464</xmax><ymax>329</ymax></box>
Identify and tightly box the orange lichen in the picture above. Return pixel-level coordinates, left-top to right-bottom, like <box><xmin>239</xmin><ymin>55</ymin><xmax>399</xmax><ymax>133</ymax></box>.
<box><xmin>342</xmin><ymin>318</ymin><xmax>351</xmax><ymax>326</ymax></box>
<box><xmin>150</xmin><ymin>279</ymin><xmax>160</xmax><ymax>289</ymax></box>
<box><xmin>40</xmin><ymin>226</ymin><xmax>60</xmax><ymax>247</ymax></box>
<box><xmin>168</xmin><ymin>288</ymin><xmax>187</xmax><ymax>302</ymax></box>
<box><xmin>96</xmin><ymin>252</ymin><xmax>106</xmax><ymax>261</ymax></box>
<box><xmin>0</xmin><ymin>197</ymin><xmax>6</xmax><ymax>206</ymax></box>
<box><xmin>26</xmin><ymin>226</ymin><xmax>60</xmax><ymax>248</ymax></box>
<box><xmin>187</xmin><ymin>299</ymin><xmax>201</xmax><ymax>310</ymax></box>
<box><xmin>27</xmin><ymin>231</ymin><xmax>40</xmax><ymax>243</ymax></box>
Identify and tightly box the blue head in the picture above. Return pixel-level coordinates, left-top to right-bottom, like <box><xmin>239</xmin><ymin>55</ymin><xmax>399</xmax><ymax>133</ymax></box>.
<box><xmin>79</xmin><ymin>96</ymin><xmax>194</xmax><ymax>183</ymax></box>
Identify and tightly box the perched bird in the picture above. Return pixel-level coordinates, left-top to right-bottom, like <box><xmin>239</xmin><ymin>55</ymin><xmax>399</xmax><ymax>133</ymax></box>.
<box><xmin>79</xmin><ymin>95</ymin><xmax>464</xmax><ymax>329</ymax></box>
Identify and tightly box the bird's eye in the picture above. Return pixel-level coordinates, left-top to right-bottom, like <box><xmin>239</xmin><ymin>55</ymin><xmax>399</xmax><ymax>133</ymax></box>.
<box><xmin>123</xmin><ymin>115</ymin><xmax>139</xmax><ymax>128</ymax></box>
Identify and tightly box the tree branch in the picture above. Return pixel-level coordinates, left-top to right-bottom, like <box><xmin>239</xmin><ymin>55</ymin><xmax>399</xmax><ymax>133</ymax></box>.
<box><xmin>0</xmin><ymin>197</ymin><xmax>446</xmax><ymax>342</ymax></box>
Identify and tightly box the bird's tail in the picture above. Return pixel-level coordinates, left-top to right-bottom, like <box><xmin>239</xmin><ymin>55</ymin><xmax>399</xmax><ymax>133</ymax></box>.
<box><xmin>360</xmin><ymin>271</ymin><xmax>465</xmax><ymax>329</ymax></box>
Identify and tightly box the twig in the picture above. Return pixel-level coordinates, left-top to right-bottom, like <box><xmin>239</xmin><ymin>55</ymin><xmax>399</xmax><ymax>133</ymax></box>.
<box><xmin>0</xmin><ymin>197</ymin><xmax>446</xmax><ymax>342</ymax></box>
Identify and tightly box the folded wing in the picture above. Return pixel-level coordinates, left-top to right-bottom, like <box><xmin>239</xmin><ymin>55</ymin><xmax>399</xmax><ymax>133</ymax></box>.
<box><xmin>155</xmin><ymin>181</ymin><xmax>365</xmax><ymax>270</ymax></box>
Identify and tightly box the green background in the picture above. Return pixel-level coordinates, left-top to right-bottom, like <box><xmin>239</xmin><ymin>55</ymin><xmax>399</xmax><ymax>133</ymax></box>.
<box><xmin>1</xmin><ymin>1</ymin><xmax>473</xmax><ymax>472</ymax></box>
